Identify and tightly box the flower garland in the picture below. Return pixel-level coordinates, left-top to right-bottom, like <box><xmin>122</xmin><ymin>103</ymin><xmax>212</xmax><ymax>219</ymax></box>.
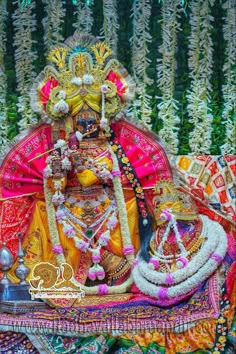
<box><xmin>12</xmin><ymin>0</ymin><xmax>37</xmax><ymax>131</ymax></box>
<box><xmin>220</xmin><ymin>0</ymin><xmax>236</xmax><ymax>155</ymax></box>
<box><xmin>156</xmin><ymin>0</ymin><xmax>182</xmax><ymax>154</ymax></box>
<box><xmin>132</xmin><ymin>215</ymin><xmax>227</xmax><ymax>300</ymax></box>
<box><xmin>130</xmin><ymin>0</ymin><xmax>153</xmax><ymax>128</ymax></box>
<box><xmin>102</xmin><ymin>0</ymin><xmax>119</xmax><ymax>57</ymax></box>
<box><xmin>137</xmin><ymin>215</ymin><xmax>221</xmax><ymax>285</ymax></box>
<box><xmin>43</xmin><ymin>143</ymin><xmax>134</xmax><ymax>295</ymax></box>
<box><xmin>0</xmin><ymin>0</ymin><xmax>8</xmax><ymax>150</ymax></box>
<box><xmin>108</xmin><ymin>145</ymin><xmax>135</xmax><ymax>264</ymax></box>
<box><xmin>73</xmin><ymin>0</ymin><xmax>94</xmax><ymax>34</ymax></box>
<box><xmin>187</xmin><ymin>0</ymin><xmax>215</xmax><ymax>154</ymax></box>
<box><xmin>42</xmin><ymin>0</ymin><xmax>65</xmax><ymax>55</ymax></box>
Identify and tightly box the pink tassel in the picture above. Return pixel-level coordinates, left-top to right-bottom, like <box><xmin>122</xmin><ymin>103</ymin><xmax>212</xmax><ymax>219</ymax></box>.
<box><xmin>132</xmin><ymin>260</ymin><xmax>139</xmax><ymax>268</ymax></box>
<box><xmin>165</xmin><ymin>273</ymin><xmax>174</xmax><ymax>285</ymax></box>
<box><xmin>97</xmin><ymin>270</ymin><xmax>105</xmax><ymax>280</ymax></box>
<box><xmin>148</xmin><ymin>258</ymin><xmax>160</xmax><ymax>270</ymax></box>
<box><xmin>158</xmin><ymin>287</ymin><xmax>169</xmax><ymax>300</ymax></box>
<box><xmin>92</xmin><ymin>255</ymin><xmax>101</xmax><ymax>263</ymax></box>
<box><xmin>210</xmin><ymin>253</ymin><xmax>223</xmax><ymax>263</ymax></box>
<box><xmin>52</xmin><ymin>244</ymin><xmax>63</xmax><ymax>254</ymax></box>
<box><xmin>88</xmin><ymin>271</ymin><xmax>96</xmax><ymax>281</ymax></box>
<box><xmin>98</xmin><ymin>284</ymin><xmax>108</xmax><ymax>295</ymax></box>
<box><xmin>123</xmin><ymin>245</ymin><xmax>135</xmax><ymax>256</ymax></box>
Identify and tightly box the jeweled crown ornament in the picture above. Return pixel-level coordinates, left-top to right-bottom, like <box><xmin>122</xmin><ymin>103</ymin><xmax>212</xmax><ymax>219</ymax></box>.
<box><xmin>30</xmin><ymin>33</ymin><xmax>135</xmax><ymax>126</ymax></box>
<box><xmin>153</xmin><ymin>180</ymin><xmax>197</xmax><ymax>225</ymax></box>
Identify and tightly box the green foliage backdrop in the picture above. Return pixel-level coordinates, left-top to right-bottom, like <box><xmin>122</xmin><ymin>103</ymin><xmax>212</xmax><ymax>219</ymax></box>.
<box><xmin>1</xmin><ymin>0</ymin><xmax>235</xmax><ymax>154</ymax></box>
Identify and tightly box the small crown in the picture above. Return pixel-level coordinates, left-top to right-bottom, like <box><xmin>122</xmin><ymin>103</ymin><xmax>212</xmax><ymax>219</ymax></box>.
<box><xmin>153</xmin><ymin>180</ymin><xmax>197</xmax><ymax>223</ymax></box>
<box><xmin>154</xmin><ymin>180</ymin><xmax>179</xmax><ymax>205</ymax></box>
<box><xmin>48</xmin><ymin>47</ymin><xmax>69</xmax><ymax>70</ymax></box>
<box><xmin>91</xmin><ymin>42</ymin><xmax>112</xmax><ymax>66</ymax></box>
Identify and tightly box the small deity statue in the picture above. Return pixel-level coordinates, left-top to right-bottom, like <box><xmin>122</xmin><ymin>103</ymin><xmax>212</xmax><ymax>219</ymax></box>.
<box><xmin>0</xmin><ymin>33</ymin><xmax>228</xmax><ymax>305</ymax></box>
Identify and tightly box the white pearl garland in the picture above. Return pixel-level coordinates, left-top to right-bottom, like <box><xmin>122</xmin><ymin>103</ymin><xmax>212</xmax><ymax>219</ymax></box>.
<box><xmin>132</xmin><ymin>215</ymin><xmax>227</xmax><ymax>300</ymax></box>
<box><xmin>138</xmin><ymin>215</ymin><xmax>219</xmax><ymax>285</ymax></box>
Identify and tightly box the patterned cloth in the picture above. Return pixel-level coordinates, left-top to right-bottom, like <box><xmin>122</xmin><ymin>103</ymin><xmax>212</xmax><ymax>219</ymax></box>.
<box><xmin>175</xmin><ymin>155</ymin><xmax>236</xmax><ymax>221</ymax></box>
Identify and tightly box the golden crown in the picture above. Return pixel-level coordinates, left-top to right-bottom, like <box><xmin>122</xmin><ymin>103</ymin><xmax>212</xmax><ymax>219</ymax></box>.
<box><xmin>30</xmin><ymin>33</ymin><xmax>135</xmax><ymax>122</ymax></box>
<box><xmin>153</xmin><ymin>180</ymin><xmax>197</xmax><ymax>224</ymax></box>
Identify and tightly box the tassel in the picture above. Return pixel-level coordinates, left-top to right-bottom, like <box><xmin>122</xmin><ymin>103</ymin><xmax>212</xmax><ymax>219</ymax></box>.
<box><xmin>139</xmin><ymin>213</ymin><xmax>153</xmax><ymax>262</ymax></box>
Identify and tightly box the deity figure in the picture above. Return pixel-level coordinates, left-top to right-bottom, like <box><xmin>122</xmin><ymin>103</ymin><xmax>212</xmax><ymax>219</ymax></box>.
<box><xmin>0</xmin><ymin>34</ymin><xmax>229</xmax><ymax>306</ymax></box>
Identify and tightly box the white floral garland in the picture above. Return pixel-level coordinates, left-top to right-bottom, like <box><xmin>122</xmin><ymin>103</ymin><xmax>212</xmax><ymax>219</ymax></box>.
<box><xmin>12</xmin><ymin>0</ymin><xmax>37</xmax><ymax>131</ymax></box>
<box><xmin>132</xmin><ymin>215</ymin><xmax>227</xmax><ymax>299</ymax></box>
<box><xmin>43</xmin><ymin>144</ymin><xmax>134</xmax><ymax>295</ymax></box>
<box><xmin>0</xmin><ymin>0</ymin><xmax>8</xmax><ymax>150</ymax></box>
<box><xmin>157</xmin><ymin>0</ymin><xmax>182</xmax><ymax>154</ymax></box>
<box><xmin>137</xmin><ymin>215</ymin><xmax>221</xmax><ymax>285</ymax></box>
<box><xmin>101</xmin><ymin>0</ymin><xmax>119</xmax><ymax>56</ymax></box>
<box><xmin>73</xmin><ymin>0</ymin><xmax>94</xmax><ymax>34</ymax></box>
<box><xmin>42</xmin><ymin>0</ymin><xmax>65</xmax><ymax>55</ymax></box>
<box><xmin>187</xmin><ymin>0</ymin><xmax>215</xmax><ymax>154</ymax></box>
<box><xmin>220</xmin><ymin>0</ymin><xmax>236</xmax><ymax>155</ymax></box>
<box><xmin>130</xmin><ymin>0</ymin><xmax>153</xmax><ymax>128</ymax></box>
<box><xmin>108</xmin><ymin>145</ymin><xmax>135</xmax><ymax>264</ymax></box>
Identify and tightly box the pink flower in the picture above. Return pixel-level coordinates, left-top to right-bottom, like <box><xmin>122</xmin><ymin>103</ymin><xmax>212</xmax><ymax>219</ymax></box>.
<box><xmin>123</xmin><ymin>245</ymin><xmax>135</xmax><ymax>256</ymax></box>
<box><xmin>176</xmin><ymin>257</ymin><xmax>188</xmax><ymax>269</ymax></box>
<box><xmin>64</xmin><ymin>226</ymin><xmax>74</xmax><ymax>237</ymax></box>
<box><xmin>88</xmin><ymin>271</ymin><xmax>96</xmax><ymax>281</ymax></box>
<box><xmin>111</xmin><ymin>170</ymin><xmax>121</xmax><ymax>177</ymax></box>
<box><xmin>165</xmin><ymin>273</ymin><xmax>174</xmax><ymax>285</ymax></box>
<box><xmin>210</xmin><ymin>253</ymin><xmax>223</xmax><ymax>263</ymax></box>
<box><xmin>160</xmin><ymin>209</ymin><xmax>172</xmax><ymax>222</ymax></box>
<box><xmin>132</xmin><ymin>260</ymin><xmax>139</xmax><ymax>268</ymax></box>
<box><xmin>92</xmin><ymin>255</ymin><xmax>101</xmax><ymax>263</ymax></box>
<box><xmin>98</xmin><ymin>284</ymin><xmax>108</xmax><ymax>295</ymax></box>
<box><xmin>52</xmin><ymin>244</ymin><xmax>63</xmax><ymax>254</ymax></box>
<box><xmin>56</xmin><ymin>210</ymin><xmax>65</xmax><ymax>221</ymax></box>
<box><xmin>158</xmin><ymin>287</ymin><xmax>169</xmax><ymax>300</ymax></box>
<box><xmin>100</xmin><ymin>85</ymin><xmax>108</xmax><ymax>93</ymax></box>
<box><xmin>148</xmin><ymin>258</ymin><xmax>160</xmax><ymax>270</ymax></box>
<box><xmin>97</xmin><ymin>270</ymin><xmax>105</xmax><ymax>280</ymax></box>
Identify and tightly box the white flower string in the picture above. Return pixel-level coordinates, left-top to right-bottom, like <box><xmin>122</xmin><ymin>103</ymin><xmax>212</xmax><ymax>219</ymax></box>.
<box><xmin>44</xmin><ymin>178</ymin><xmax>66</xmax><ymax>265</ymax></box>
<box><xmin>132</xmin><ymin>215</ymin><xmax>227</xmax><ymax>300</ymax></box>
<box><xmin>187</xmin><ymin>0</ymin><xmax>215</xmax><ymax>154</ymax></box>
<box><xmin>109</xmin><ymin>145</ymin><xmax>135</xmax><ymax>264</ymax></box>
<box><xmin>101</xmin><ymin>0</ymin><xmax>119</xmax><ymax>57</ymax></box>
<box><xmin>42</xmin><ymin>0</ymin><xmax>65</xmax><ymax>55</ymax></box>
<box><xmin>220</xmin><ymin>0</ymin><xmax>236</xmax><ymax>154</ymax></box>
<box><xmin>0</xmin><ymin>0</ymin><xmax>9</xmax><ymax>150</ymax></box>
<box><xmin>73</xmin><ymin>0</ymin><xmax>94</xmax><ymax>34</ymax></box>
<box><xmin>12</xmin><ymin>0</ymin><xmax>37</xmax><ymax>131</ymax></box>
<box><xmin>156</xmin><ymin>0</ymin><xmax>182</xmax><ymax>154</ymax></box>
<box><xmin>130</xmin><ymin>0</ymin><xmax>153</xmax><ymax>128</ymax></box>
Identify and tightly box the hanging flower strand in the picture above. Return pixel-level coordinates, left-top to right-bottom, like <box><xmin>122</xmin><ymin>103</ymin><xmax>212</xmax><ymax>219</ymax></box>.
<box><xmin>156</xmin><ymin>0</ymin><xmax>182</xmax><ymax>154</ymax></box>
<box><xmin>220</xmin><ymin>0</ymin><xmax>236</xmax><ymax>155</ymax></box>
<box><xmin>130</xmin><ymin>0</ymin><xmax>153</xmax><ymax>128</ymax></box>
<box><xmin>73</xmin><ymin>0</ymin><xmax>94</xmax><ymax>34</ymax></box>
<box><xmin>102</xmin><ymin>0</ymin><xmax>119</xmax><ymax>56</ymax></box>
<box><xmin>42</xmin><ymin>0</ymin><xmax>65</xmax><ymax>55</ymax></box>
<box><xmin>0</xmin><ymin>0</ymin><xmax>9</xmax><ymax>148</ymax></box>
<box><xmin>187</xmin><ymin>0</ymin><xmax>215</xmax><ymax>154</ymax></box>
<box><xmin>12</xmin><ymin>0</ymin><xmax>37</xmax><ymax>131</ymax></box>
